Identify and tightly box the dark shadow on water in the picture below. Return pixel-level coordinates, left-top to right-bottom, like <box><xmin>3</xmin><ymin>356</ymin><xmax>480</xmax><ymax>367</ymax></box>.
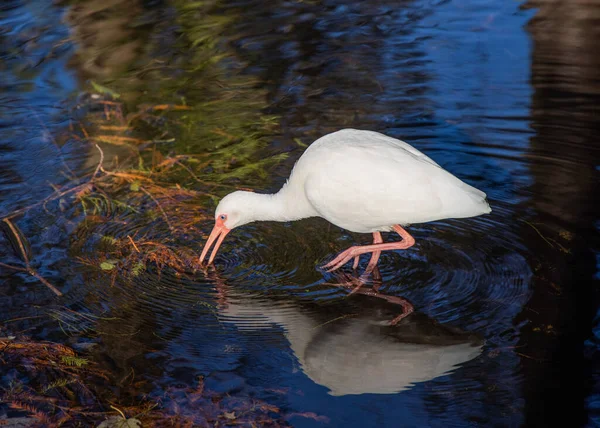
<box><xmin>519</xmin><ymin>0</ymin><xmax>600</xmax><ymax>425</ymax></box>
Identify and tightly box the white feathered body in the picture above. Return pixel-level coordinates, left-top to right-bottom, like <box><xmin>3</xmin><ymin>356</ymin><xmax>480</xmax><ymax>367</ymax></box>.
<box><xmin>277</xmin><ymin>129</ymin><xmax>491</xmax><ymax>233</ymax></box>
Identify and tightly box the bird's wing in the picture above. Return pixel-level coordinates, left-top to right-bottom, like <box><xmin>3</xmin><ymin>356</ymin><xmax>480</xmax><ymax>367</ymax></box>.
<box><xmin>307</xmin><ymin>129</ymin><xmax>441</xmax><ymax>168</ymax></box>
<box><xmin>303</xmin><ymin>143</ymin><xmax>447</xmax><ymax>231</ymax></box>
<box><xmin>355</xmin><ymin>129</ymin><xmax>442</xmax><ymax>168</ymax></box>
<box><xmin>299</xmin><ymin>129</ymin><xmax>489</xmax><ymax>231</ymax></box>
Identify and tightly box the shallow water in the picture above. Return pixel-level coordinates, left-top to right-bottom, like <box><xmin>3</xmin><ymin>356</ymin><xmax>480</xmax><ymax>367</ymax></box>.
<box><xmin>1</xmin><ymin>0</ymin><xmax>599</xmax><ymax>426</ymax></box>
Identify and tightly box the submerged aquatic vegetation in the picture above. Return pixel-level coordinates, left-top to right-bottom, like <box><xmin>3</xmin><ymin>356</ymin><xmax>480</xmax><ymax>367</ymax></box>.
<box><xmin>0</xmin><ymin>86</ymin><xmax>291</xmax><ymax>422</ymax></box>
<box><xmin>0</xmin><ymin>86</ymin><xmax>281</xmax><ymax>290</ymax></box>
<box><xmin>0</xmin><ymin>0</ymin><xmax>294</xmax><ymax>424</ymax></box>
<box><xmin>0</xmin><ymin>337</ymin><xmax>290</xmax><ymax>427</ymax></box>
<box><xmin>1</xmin><ymin>0</ymin><xmax>288</xmax><ymax>291</ymax></box>
<box><xmin>0</xmin><ymin>336</ymin><xmax>111</xmax><ymax>426</ymax></box>
<box><xmin>76</xmin><ymin>234</ymin><xmax>201</xmax><ymax>285</ymax></box>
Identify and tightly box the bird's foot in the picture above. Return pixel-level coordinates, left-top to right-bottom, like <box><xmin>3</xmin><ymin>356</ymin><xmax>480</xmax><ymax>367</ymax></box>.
<box><xmin>322</xmin><ymin>246</ymin><xmax>364</xmax><ymax>272</ymax></box>
<box><xmin>322</xmin><ymin>247</ymin><xmax>381</xmax><ymax>285</ymax></box>
<box><xmin>327</xmin><ymin>271</ymin><xmax>369</xmax><ymax>295</ymax></box>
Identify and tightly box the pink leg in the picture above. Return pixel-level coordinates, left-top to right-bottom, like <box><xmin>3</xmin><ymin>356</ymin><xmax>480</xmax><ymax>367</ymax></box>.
<box><xmin>351</xmin><ymin>232</ymin><xmax>383</xmax><ymax>270</ymax></box>
<box><xmin>364</xmin><ymin>232</ymin><xmax>383</xmax><ymax>274</ymax></box>
<box><xmin>323</xmin><ymin>225</ymin><xmax>415</xmax><ymax>272</ymax></box>
<box><xmin>347</xmin><ymin>232</ymin><xmax>384</xmax><ymax>294</ymax></box>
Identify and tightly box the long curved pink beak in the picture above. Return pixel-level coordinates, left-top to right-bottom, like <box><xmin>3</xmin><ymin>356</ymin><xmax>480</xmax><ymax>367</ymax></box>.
<box><xmin>199</xmin><ymin>219</ymin><xmax>231</xmax><ymax>265</ymax></box>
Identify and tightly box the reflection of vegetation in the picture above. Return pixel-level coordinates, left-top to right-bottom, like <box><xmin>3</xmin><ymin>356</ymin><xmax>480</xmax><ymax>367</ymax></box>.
<box><xmin>1</xmin><ymin>1</ymin><xmax>294</xmax><ymax>425</ymax></box>
<box><xmin>60</xmin><ymin>0</ymin><xmax>291</xmax><ymax>278</ymax></box>
<box><xmin>63</xmin><ymin>0</ymin><xmax>285</xmax><ymax>185</ymax></box>
<box><xmin>1</xmin><ymin>96</ymin><xmax>212</xmax><ymax>293</ymax></box>
<box><xmin>160</xmin><ymin>0</ymin><xmax>286</xmax><ymax>184</ymax></box>
<box><xmin>1</xmin><ymin>90</ymin><xmax>285</xmax><ymax>421</ymax></box>
<box><xmin>2</xmin><ymin>0</ymin><xmax>292</xmax><ymax>295</ymax></box>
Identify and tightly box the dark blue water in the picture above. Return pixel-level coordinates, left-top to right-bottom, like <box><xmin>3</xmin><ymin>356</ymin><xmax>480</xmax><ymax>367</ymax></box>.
<box><xmin>1</xmin><ymin>0</ymin><xmax>599</xmax><ymax>426</ymax></box>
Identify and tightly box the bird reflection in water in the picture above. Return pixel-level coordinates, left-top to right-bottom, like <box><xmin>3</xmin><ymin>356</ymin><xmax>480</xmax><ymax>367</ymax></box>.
<box><xmin>326</xmin><ymin>268</ymin><xmax>415</xmax><ymax>325</ymax></box>
<box><xmin>204</xmin><ymin>269</ymin><xmax>483</xmax><ymax>396</ymax></box>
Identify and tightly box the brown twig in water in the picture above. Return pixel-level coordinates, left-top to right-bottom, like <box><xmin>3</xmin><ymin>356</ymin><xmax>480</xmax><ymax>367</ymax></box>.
<box><xmin>109</xmin><ymin>405</ymin><xmax>127</xmax><ymax>420</ymax></box>
<box><xmin>174</xmin><ymin>159</ymin><xmax>203</xmax><ymax>182</ymax></box>
<box><xmin>0</xmin><ymin>219</ymin><xmax>62</xmax><ymax>296</ymax></box>
<box><xmin>1</xmin><ymin>145</ymin><xmax>105</xmax><ymax>221</ymax></box>
<box><xmin>127</xmin><ymin>235</ymin><xmax>140</xmax><ymax>253</ymax></box>
<box><xmin>2</xmin><ymin>219</ymin><xmax>30</xmax><ymax>265</ymax></box>
<box><xmin>523</xmin><ymin>220</ymin><xmax>554</xmax><ymax>248</ymax></box>
<box><xmin>8</xmin><ymin>182</ymin><xmax>93</xmax><ymax>221</ymax></box>
<box><xmin>210</xmin><ymin>128</ymin><xmax>237</xmax><ymax>140</ymax></box>
<box><xmin>98</xmin><ymin>125</ymin><xmax>129</xmax><ymax>131</ymax></box>
<box><xmin>30</xmin><ymin>273</ymin><xmax>62</xmax><ymax>297</ymax></box>
<box><xmin>523</xmin><ymin>220</ymin><xmax>570</xmax><ymax>253</ymax></box>
<box><xmin>2</xmin><ymin>181</ymin><xmax>88</xmax><ymax>220</ymax></box>
<box><xmin>140</xmin><ymin>186</ymin><xmax>173</xmax><ymax>232</ymax></box>
<box><xmin>91</xmin><ymin>144</ymin><xmax>104</xmax><ymax>181</ymax></box>
<box><xmin>79</xmin><ymin>124</ymin><xmax>89</xmax><ymax>139</ymax></box>
<box><xmin>0</xmin><ymin>146</ymin><xmax>108</xmax><ymax>296</ymax></box>
<box><xmin>150</xmin><ymin>104</ymin><xmax>191</xmax><ymax>111</ymax></box>
<box><xmin>93</xmin><ymin>100</ymin><xmax>121</xmax><ymax>106</ymax></box>
<box><xmin>0</xmin><ymin>261</ymin><xmax>26</xmax><ymax>272</ymax></box>
<box><xmin>93</xmin><ymin>135</ymin><xmax>144</xmax><ymax>146</ymax></box>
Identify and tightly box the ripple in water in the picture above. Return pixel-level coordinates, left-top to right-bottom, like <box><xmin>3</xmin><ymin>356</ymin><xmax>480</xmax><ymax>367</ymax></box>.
<box><xmin>64</xmin><ymin>194</ymin><xmax>530</xmax><ymax>402</ymax></box>
<box><xmin>209</xmin><ymin>201</ymin><xmax>531</xmax><ymax>331</ymax></box>
<box><xmin>191</xmin><ymin>198</ymin><xmax>531</xmax><ymax>397</ymax></box>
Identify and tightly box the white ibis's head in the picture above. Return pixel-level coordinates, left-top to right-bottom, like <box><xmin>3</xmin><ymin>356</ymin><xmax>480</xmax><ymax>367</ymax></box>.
<box><xmin>199</xmin><ymin>191</ymin><xmax>259</xmax><ymax>265</ymax></box>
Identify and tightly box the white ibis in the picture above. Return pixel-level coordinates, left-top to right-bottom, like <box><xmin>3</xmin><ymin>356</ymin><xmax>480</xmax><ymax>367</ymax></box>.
<box><xmin>200</xmin><ymin>129</ymin><xmax>491</xmax><ymax>273</ymax></box>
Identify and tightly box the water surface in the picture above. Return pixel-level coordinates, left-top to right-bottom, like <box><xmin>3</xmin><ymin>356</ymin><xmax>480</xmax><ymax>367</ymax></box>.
<box><xmin>1</xmin><ymin>0</ymin><xmax>599</xmax><ymax>426</ymax></box>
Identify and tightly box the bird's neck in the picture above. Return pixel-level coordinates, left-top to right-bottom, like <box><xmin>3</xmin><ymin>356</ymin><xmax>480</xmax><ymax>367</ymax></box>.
<box><xmin>244</xmin><ymin>188</ymin><xmax>316</xmax><ymax>223</ymax></box>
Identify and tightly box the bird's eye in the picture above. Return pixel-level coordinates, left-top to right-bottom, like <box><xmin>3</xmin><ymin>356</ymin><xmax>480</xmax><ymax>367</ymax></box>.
<box><xmin>219</xmin><ymin>214</ymin><xmax>227</xmax><ymax>221</ymax></box>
